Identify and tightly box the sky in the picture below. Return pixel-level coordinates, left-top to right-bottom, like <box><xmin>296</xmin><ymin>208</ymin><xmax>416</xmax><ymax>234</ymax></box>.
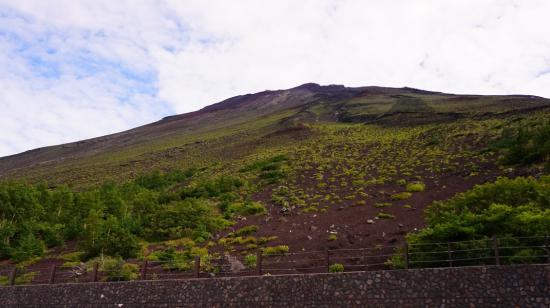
<box><xmin>1</xmin><ymin>0</ymin><xmax>550</xmax><ymax>157</ymax></box>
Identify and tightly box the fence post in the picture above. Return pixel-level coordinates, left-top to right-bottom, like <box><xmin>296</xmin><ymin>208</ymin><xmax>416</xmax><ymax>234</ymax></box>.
<box><xmin>194</xmin><ymin>256</ymin><xmax>201</xmax><ymax>278</ymax></box>
<box><xmin>362</xmin><ymin>248</ymin><xmax>367</xmax><ymax>271</ymax></box>
<box><xmin>492</xmin><ymin>236</ymin><xmax>500</xmax><ymax>266</ymax></box>
<box><xmin>447</xmin><ymin>243</ymin><xmax>453</xmax><ymax>267</ymax></box>
<box><xmin>403</xmin><ymin>243</ymin><xmax>409</xmax><ymax>269</ymax></box>
<box><xmin>8</xmin><ymin>267</ymin><xmax>17</xmax><ymax>286</ymax></box>
<box><xmin>92</xmin><ymin>262</ymin><xmax>99</xmax><ymax>282</ymax></box>
<box><xmin>48</xmin><ymin>265</ymin><xmax>57</xmax><ymax>284</ymax></box>
<box><xmin>256</xmin><ymin>250</ymin><xmax>262</xmax><ymax>276</ymax></box>
<box><xmin>141</xmin><ymin>260</ymin><xmax>148</xmax><ymax>280</ymax></box>
<box><xmin>325</xmin><ymin>249</ymin><xmax>330</xmax><ymax>273</ymax></box>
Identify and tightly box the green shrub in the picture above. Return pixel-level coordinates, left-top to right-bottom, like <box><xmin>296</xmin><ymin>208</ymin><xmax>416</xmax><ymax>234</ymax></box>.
<box><xmin>327</xmin><ymin>234</ymin><xmax>337</xmax><ymax>241</ymax></box>
<box><xmin>406</xmin><ymin>182</ymin><xmax>425</xmax><ymax>192</ymax></box>
<box><xmin>181</xmin><ymin>176</ymin><xmax>244</xmax><ymax>199</ymax></box>
<box><xmin>377</xmin><ymin>212</ymin><xmax>395</xmax><ymax>219</ymax></box>
<box><xmin>394</xmin><ymin>176</ymin><xmax>550</xmax><ymax>268</ymax></box>
<box><xmin>492</xmin><ymin>119</ymin><xmax>550</xmax><ymax>168</ymax></box>
<box><xmin>262</xmin><ymin>245</ymin><xmax>289</xmax><ymax>256</ymax></box>
<box><xmin>82</xmin><ymin>216</ymin><xmax>140</xmax><ymax>259</ymax></box>
<box><xmin>230</xmin><ymin>225</ymin><xmax>259</xmax><ymax>237</ymax></box>
<box><xmin>390</xmin><ymin>192</ymin><xmax>412</xmax><ymax>200</ymax></box>
<box><xmin>329</xmin><ymin>263</ymin><xmax>344</xmax><ymax>273</ymax></box>
<box><xmin>228</xmin><ymin>201</ymin><xmax>266</xmax><ymax>216</ymax></box>
<box><xmin>244</xmin><ymin>254</ymin><xmax>257</xmax><ymax>268</ymax></box>
<box><xmin>135</xmin><ymin>168</ymin><xmax>196</xmax><ymax>190</ymax></box>
<box><xmin>14</xmin><ymin>271</ymin><xmax>38</xmax><ymax>285</ymax></box>
<box><xmin>11</xmin><ymin>234</ymin><xmax>45</xmax><ymax>263</ymax></box>
<box><xmin>148</xmin><ymin>247</ymin><xmax>192</xmax><ymax>271</ymax></box>
<box><xmin>240</xmin><ymin>155</ymin><xmax>288</xmax><ymax>172</ymax></box>
<box><xmin>101</xmin><ymin>257</ymin><xmax>139</xmax><ymax>281</ymax></box>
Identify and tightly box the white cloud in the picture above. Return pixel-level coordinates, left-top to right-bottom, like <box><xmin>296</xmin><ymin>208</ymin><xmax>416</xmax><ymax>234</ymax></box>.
<box><xmin>1</xmin><ymin>0</ymin><xmax>550</xmax><ymax>156</ymax></box>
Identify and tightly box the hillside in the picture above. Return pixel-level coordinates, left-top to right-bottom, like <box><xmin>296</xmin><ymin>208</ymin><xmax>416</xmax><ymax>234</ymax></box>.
<box><xmin>1</xmin><ymin>83</ymin><xmax>549</xmax><ymax>281</ymax></box>
<box><xmin>1</xmin><ymin>83</ymin><xmax>548</xmax><ymax>186</ymax></box>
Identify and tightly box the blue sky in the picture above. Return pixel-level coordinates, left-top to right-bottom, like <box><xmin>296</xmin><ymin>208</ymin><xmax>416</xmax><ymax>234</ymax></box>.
<box><xmin>1</xmin><ymin>0</ymin><xmax>550</xmax><ymax>157</ymax></box>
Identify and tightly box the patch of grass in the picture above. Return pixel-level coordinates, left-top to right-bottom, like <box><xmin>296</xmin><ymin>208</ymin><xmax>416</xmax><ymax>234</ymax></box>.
<box><xmin>390</xmin><ymin>192</ymin><xmax>413</xmax><ymax>200</ymax></box>
<box><xmin>329</xmin><ymin>263</ymin><xmax>345</xmax><ymax>273</ymax></box>
<box><xmin>244</xmin><ymin>254</ymin><xmax>257</xmax><ymax>268</ymax></box>
<box><xmin>327</xmin><ymin>234</ymin><xmax>337</xmax><ymax>241</ymax></box>
<box><xmin>377</xmin><ymin>212</ymin><xmax>395</xmax><ymax>219</ymax></box>
<box><xmin>406</xmin><ymin>182</ymin><xmax>426</xmax><ymax>192</ymax></box>
<box><xmin>262</xmin><ymin>245</ymin><xmax>289</xmax><ymax>256</ymax></box>
<box><xmin>229</xmin><ymin>225</ymin><xmax>259</xmax><ymax>237</ymax></box>
<box><xmin>227</xmin><ymin>201</ymin><xmax>266</xmax><ymax>216</ymax></box>
<box><xmin>396</xmin><ymin>179</ymin><xmax>407</xmax><ymax>186</ymax></box>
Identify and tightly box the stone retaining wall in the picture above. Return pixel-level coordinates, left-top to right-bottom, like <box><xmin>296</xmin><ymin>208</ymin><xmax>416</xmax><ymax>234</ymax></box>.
<box><xmin>0</xmin><ymin>264</ymin><xmax>548</xmax><ymax>307</ymax></box>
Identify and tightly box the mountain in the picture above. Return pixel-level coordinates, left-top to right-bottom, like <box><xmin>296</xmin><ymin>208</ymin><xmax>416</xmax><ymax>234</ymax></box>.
<box><xmin>1</xmin><ymin>84</ymin><xmax>549</xmax><ymax>274</ymax></box>
<box><xmin>1</xmin><ymin>83</ymin><xmax>549</xmax><ymax>187</ymax></box>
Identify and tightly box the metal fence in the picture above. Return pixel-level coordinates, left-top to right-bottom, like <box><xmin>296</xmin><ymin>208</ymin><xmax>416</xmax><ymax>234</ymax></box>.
<box><xmin>1</xmin><ymin>235</ymin><xmax>548</xmax><ymax>286</ymax></box>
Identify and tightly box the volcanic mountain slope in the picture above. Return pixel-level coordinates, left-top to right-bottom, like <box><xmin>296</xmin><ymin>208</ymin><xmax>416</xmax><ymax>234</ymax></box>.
<box><xmin>0</xmin><ymin>83</ymin><xmax>549</xmax><ymax>273</ymax></box>
<box><xmin>1</xmin><ymin>83</ymin><xmax>548</xmax><ymax>187</ymax></box>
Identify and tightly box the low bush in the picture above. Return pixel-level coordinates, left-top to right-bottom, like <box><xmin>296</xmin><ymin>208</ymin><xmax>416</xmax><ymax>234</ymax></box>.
<box><xmin>492</xmin><ymin>119</ymin><xmax>550</xmax><ymax>170</ymax></box>
<box><xmin>101</xmin><ymin>257</ymin><xmax>139</xmax><ymax>281</ymax></box>
<box><xmin>14</xmin><ymin>271</ymin><xmax>38</xmax><ymax>285</ymax></box>
<box><xmin>244</xmin><ymin>254</ymin><xmax>257</xmax><ymax>268</ymax></box>
<box><xmin>262</xmin><ymin>245</ymin><xmax>289</xmax><ymax>256</ymax></box>
<box><xmin>229</xmin><ymin>225</ymin><xmax>259</xmax><ymax>237</ymax></box>
<box><xmin>406</xmin><ymin>182</ymin><xmax>425</xmax><ymax>192</ymax></box>
<box><xmin>227</xmin><ymin>201</ymin><xmax>266</xmax><ymax>216</ymax></box>
<box><xmin>329</xmin><ymin>263</ymin><xmax>345</xmax><ymax>273</ymax></box>
<box><xmin>390</xmin><ymin>192</ymin><xmax>412</xmax><ymax>200</ymax></box>
<box><xmin>392</xmin><ymin>176</ymin><xmax>550</xmax><ymax>268</ymax></box>
<box><xmin>377</xmin><ymin>212</ymin><xmax>395</xmax><ymax>219</ymax></box>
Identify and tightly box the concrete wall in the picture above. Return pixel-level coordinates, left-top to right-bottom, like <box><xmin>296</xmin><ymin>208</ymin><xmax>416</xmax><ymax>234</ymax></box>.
<box><xmin>0</xmin><ymin>265</ymin><xmax>548</xmax><ymax>307</ymax></box>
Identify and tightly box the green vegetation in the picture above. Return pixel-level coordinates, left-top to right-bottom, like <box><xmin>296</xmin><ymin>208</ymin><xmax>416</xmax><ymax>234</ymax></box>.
<box><xmin>393</xmin><ymin>176</ymin><xmax>550</xmax><ymax>268</ymax></box>
<box><xmin>492</xmin><ymin>118</ymin><xmax>550</xmax><ymax>171</ymax></box>
<box><xmin>244</xmin><ymin>254</ymin><xmax>257</xmax><ymax>268</ymax></box>
<box><xmin>262</xmin><ymin>245</ymin><xmax>289</xmax><ymax>256</ymax></box>
<box><xmin>406</xmin><ymin>182</ymin><xmax>425</xmax><ymax>192</ymax></box>
<box><xmin>329</xmin><ymin>263</ymin><xmax>345</xmax><ymax>273</ymax></box>
<box><xmin>240</xmin><ymin>155</ymin><xmax>290</xmax><ymax>184</ymax></box>
<box><xmin>377</xmin><ymin>212</ymin><xmax>395</xmax><ymax>219</ymax></box>
<box><xmin>147</xmin><ymin>244</ymin><xmax>210</xmax><ymax>272</ymax></box>
<box><xmin>1</xmin><ymin>86</ymin><xmax>549</xmax><ymax>273</ymax></box>
<box><xmin>229</xmin><ymin>225</ymin><xmax>259</xmax><ymax>237</ymax></box>
<box><xmin>420</xmin><ymin>176</ymin><xmax>549</xmax><ymax>241</ymax></box>
<box><xmin>390</xmin><ymin>192</ymin><xmax>413</xmax><ymax>200</ymax></box>
<box><xmin>100</xmin><ymin>257</ymin><xmax>139</xmax><ymax>281</ymax></box>
<box><xmin>0</xmin><ymin>167</ymin><xmax>269</xmax><ymax>263</ymax></box>
<box><xmin>327</xmin><ymin>234</ymin><xmax>337</xmax><ymax>241</ymax></box>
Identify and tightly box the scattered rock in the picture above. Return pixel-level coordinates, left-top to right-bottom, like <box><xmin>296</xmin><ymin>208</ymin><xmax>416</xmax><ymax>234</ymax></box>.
<box><xmin>367</xmin><ymin>219</ymin><xmax>375</xmax><ymax>224</ymax></box>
